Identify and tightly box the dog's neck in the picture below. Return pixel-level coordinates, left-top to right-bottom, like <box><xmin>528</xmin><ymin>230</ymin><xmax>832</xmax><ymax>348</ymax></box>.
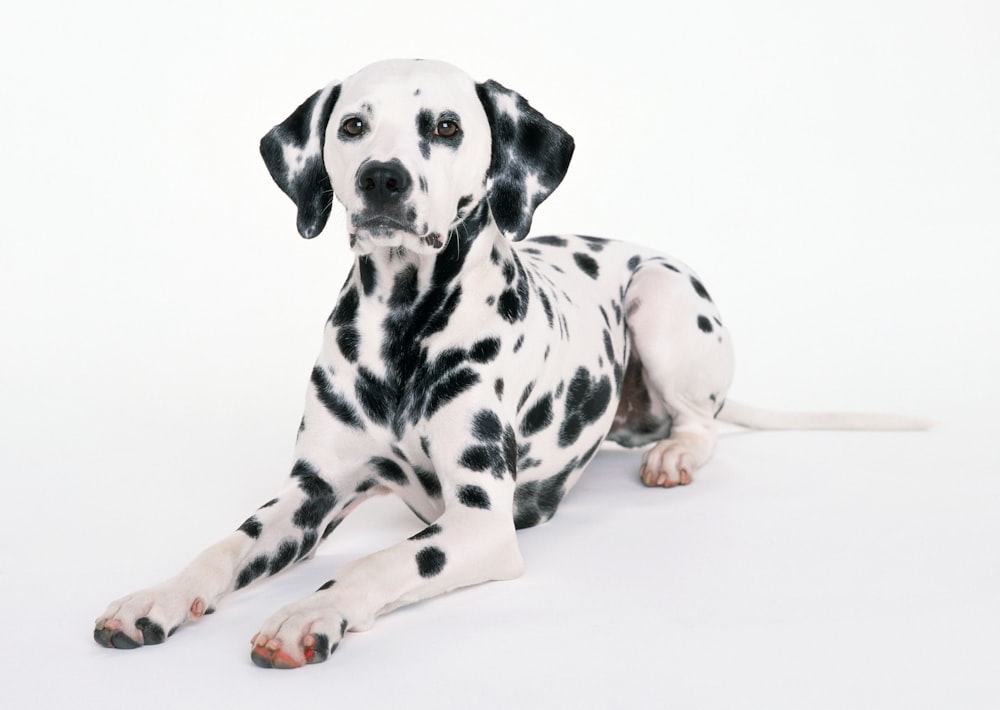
<box><xmin>348</xmin><ymin>199</ymin><xmax>509</xmax><ymax>304</ymax></box>
<box><xmin>335</xmin><ymin>199</ymin><xmax>512</xmax><ymax>439</ymax></box>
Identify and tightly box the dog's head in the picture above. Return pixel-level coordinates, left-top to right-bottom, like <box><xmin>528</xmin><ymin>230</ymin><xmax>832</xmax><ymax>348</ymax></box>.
<box><xmin>260</xmin><ymin>59</ymin><xmax>574</xmax><ymax>254</ymax></box>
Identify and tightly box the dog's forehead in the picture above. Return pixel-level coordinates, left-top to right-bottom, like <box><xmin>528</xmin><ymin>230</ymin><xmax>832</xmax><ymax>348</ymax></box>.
<box><xmin>338</xmin><ymin>60</ymin><xmax>481</xmax><ymax>115</ymax></box>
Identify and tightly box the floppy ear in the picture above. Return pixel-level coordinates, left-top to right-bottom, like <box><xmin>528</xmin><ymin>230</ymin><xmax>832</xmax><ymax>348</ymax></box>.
<box><xmin>475</xmin><ymin>80</ymin><xmax>575</xmax><ymax>241</ymax></box>
<box><xmin>260</xmin><ymin>81</ymin><xmax>341</xmax><ymax>239</ymax></box>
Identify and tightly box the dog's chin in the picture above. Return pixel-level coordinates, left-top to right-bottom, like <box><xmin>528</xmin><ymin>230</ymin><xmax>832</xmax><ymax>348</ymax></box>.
<box><xmin>348</xmin><ymin>213</ymin><xmax>447</xmax><ymax>255</ymax></box>
<box><xmin>349</xmin><ymin>226</ymin><xmax>447</xmax><ymax>256</ymax></box>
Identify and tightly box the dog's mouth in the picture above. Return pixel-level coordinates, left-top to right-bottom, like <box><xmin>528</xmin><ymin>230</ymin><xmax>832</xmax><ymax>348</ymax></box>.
<box><xmin>349</xmin><ymin>212</ymin><xmax>446</xmax><ymax>253</ymax></box>
<box><xmin>352</xmin><ymin>212</ymin><xmax>414</xmax><ymax>235</ymax></box>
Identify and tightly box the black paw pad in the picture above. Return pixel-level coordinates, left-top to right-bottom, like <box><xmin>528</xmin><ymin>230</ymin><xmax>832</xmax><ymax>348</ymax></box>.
<box><xmin>306</xmin><ymin>633</ymin><xmax>331</xmax><ymax>664</ymax></box>
<box><xmin>250</xmin><ymin>650</ymin><xmax>273</xmax><ymax>668</ymax></box>
<box><xmin>135</xmin><ymin>617</ymin><xmax>167</xmax><ymax>645</ymax></box>
<box><xmin>94</xmin><ymin>626</ymin><xmax>140</xmax><ymax>649</ymax></box>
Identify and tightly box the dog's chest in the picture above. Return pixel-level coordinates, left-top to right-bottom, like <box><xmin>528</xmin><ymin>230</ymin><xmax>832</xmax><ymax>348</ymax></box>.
<box><xmin>316</xmin><ymin>239</ymin><xmax>636</xmax><ymax>490</ymax></box>
<box><xmin>321</xmin><ymin>249</ymin><xmax>510</xmax><ymax>438</ymax></box>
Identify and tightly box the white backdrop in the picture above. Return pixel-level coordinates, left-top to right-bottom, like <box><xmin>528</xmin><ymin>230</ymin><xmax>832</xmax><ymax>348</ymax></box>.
<box><xmin>2</xmin><ymin>1</ymin><xmax>998</xmax><ymax>707</ymax></box>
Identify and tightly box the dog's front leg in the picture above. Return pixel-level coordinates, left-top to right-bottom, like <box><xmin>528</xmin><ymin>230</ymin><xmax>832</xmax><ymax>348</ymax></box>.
<box><xmin>249</xmin><ymin>410</ymin><xmax>524</xmax><ymax>669</ymax></box>
<box><xmin>94</xmin><ymin>454</ymin><xmax>374</xmax><ymax>650</ymax></box>
<box><xmin>249</xmin><ymin>502</ymin><xmax>521</xmax><ymax>668</ymax></box>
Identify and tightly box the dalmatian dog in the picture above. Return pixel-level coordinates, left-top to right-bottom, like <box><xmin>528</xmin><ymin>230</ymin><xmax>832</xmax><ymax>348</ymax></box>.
<box><xmin>94</xmin><ymin>59</ymin><xmax>924</xmax><ymax>668</ymax></box>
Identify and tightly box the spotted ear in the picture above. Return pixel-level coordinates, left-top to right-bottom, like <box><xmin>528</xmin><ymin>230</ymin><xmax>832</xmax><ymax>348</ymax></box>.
<box><xmin>476</xmin><ymin>80</ymin><xmax>575</xmax><ymax>241</ymax></box>
<box><xmin>260</xmin><ymin>82</ymin><xmax>341</xmax><ymax>239</ymax></box>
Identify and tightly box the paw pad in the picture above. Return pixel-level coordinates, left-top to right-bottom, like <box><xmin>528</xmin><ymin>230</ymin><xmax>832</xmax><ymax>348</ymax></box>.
<box><xmin>135</xmin><ymin>617</ymin><xmax>167</xmax><ymax>645</ymax></box>
<box><xmin>93</xmin><ymin>626</ymin><xmax>140</xmax><ymax>649</ymax></box>
<box><xmin>249</xmin><ymin>631</ymin><xmax>338</xmax><ymax>669</ymax></box>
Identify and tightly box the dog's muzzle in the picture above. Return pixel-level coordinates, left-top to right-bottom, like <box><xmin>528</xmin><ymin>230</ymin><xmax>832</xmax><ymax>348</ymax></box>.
<box><xmin>356</xmin><ymin>159</ymin><xmax>411</xmax><ymax>210</ymax></box>
<box><xmin>351</xmin><ymin>158</ymin><xmax>445</xmax><ymax>251</ymax></box>
<box><xmin>351</xmin><ymin>158</ymin><xmax>428</xmax><ymax>241</ymax></box>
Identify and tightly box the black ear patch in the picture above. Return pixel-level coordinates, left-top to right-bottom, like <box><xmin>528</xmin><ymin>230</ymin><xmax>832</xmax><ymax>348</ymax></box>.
<box><xmin>476</xmin><ymin>80</ymin><xmax>575</xmax><ymax>241</ymax></box>
<box><xmin>260</xmin><ymin>82</ymin><xmax>341</xmax><ymax>239</ymax></box>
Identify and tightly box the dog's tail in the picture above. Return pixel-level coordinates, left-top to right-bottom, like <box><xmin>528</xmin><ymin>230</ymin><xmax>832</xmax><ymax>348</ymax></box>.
<box><xmin>716</xmin><ymin>400</ymin><xmax>931</xmax><ymax>431</ymax></box>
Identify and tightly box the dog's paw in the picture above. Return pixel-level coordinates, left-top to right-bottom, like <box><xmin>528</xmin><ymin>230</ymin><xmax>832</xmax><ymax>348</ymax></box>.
<box><xmin>250</xmin><ymin>591</ymin><xmax>347</xmax><ymax>669</ymax></box>
<box><xmin>94</xmin><ymin>584</ymin><xmax>211</xmax><ymax>650</ymax></box>
<box><xmin>640</xmin><ymin>439</ymin><xmax>698</xmax><ymax>487</ymax></box>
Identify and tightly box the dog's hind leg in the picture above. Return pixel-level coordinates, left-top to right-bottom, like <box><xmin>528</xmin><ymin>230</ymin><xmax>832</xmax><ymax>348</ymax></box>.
<box><xmin>620</xmin><ymin>262</ymin><xmax>735</xmax><ymax>487</ymax></box>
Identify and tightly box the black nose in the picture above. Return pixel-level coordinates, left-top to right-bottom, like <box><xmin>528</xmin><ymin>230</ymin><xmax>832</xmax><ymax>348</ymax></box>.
<box><xmin>356</xmin><ymin>160</ymin><xmax>412</xmax><ymax>206</ymax></box>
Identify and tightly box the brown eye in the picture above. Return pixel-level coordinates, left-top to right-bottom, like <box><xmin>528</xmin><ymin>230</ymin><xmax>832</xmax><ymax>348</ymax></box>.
<box><xmin>340</xmin><ymin>117</ymin><xmax>365</xmax><ymax>137</ymax></box>
<box><xmin>435</xmin><ymin>119</ymin><xmax>460</xmax><ymax>138</ymax></box>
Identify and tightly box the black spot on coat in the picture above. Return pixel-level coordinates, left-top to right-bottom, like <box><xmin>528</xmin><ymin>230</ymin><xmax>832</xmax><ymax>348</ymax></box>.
<box><xmin>578</xmin><ymin>235</ymin><xmax>607</xmax><ymax>251</ymax></box>
<box><xmin>513</xmin><ymin>459</ymin><xmax>577</xmax><ymax>529</ymax></box>
<box><xmin>409</xmin><ymin>524</ymin><xmax>442</xmax><ymax>541</ymax></box>
<box><xmin>503</xmin><ymin>425</ymin><xmax>518</xmax><ymax>479</ymax></box>
<box><xmin>691</xmin><ymin>276</ymin><xmax>712</xmax><ymax>302</ymax></box>
<box><xmin>355</xmin><ymin>367</ymin><xmax>393</xmax><ymax>425</ymax></box>
<box><xmin>459</xmin><ymin>445</ymin><xmax>495</xmax><ymax>472</ymax></box>
<box><xmin>321</xmin><ymin>518</ymin><xmax>340</xmax><ymax>540</ymax></box>
<box><xmin>473</xmin><ymin>410</ymin><xmax>503</xmax><ymax>441</ymax></box>
<box><xmin>268</xmin><ymin>540</ymin><xmax>299</xmax><ymax>575</ymax></box>
<box><xmin>311</xmin><ymin>366</ymin><xmax>363</xmax><ymax>429</ymax></box>
<box><xmin>573</xmin><ymin>252</ymin><xmax>600</xmax><ymax>279</ymax></box>
<box><xmin>358</xmin><ymin>258</ymin><xmax>376</xmax><ymax>295</ymax></box>
<box><xmin>559</xmin><ymin>368</ymin><xmax>612</xmax><ymax>447</ymax></box>
<box><xmin>470</xmin><ymin>338</ymin><xmax>501</xmax><ymax>362</ymax></box>
<box><xmin>291</xmin><ymin>460</ymin><xmax>338</xmax><ymax>528</ymax></box>
<box><xmin>371</xmin><ymin>457</ymin><xmax>408</xmax><ymax>486</ymax></box>
<box><xmin>531</xmin><ymin>235</ymin><xmax>567</xmax><ymax>247</ymax></box>
<box><xmin>520</xmin><ymin>394</ymin><xmax>553</xmax><ymax>436</ymax></box>
<box><xmin>389</xmin><ymin>265</ymin><xmax>420</xmax><ymax>307</ymax></box>
<box><xmin>416</xmin><ymin>546</ymin><xmax>446</xmax><ymax>578</ymax></box>
<box><xmin>355</xmin><ymin>478</ymin><xmax>377</xmax><ymax>493</ymax></box>
<box><xmin>297</xmin><ymin>530</ymin><xmax>319</xmax><ymax>561</ymax></box>
<box><xmin>497</xmin><ymin>286</ymin><xmax>526</xmax><ymax>322</ymax></box>
<box><xmin>457</xmin><ymin>485</ymin><xmax>491</xmax><ymax>510</ymax></box>
<box><xmin>537</xmin><ymin>288</ymin><xmax>554</xmax><ymax>328</ymax></box>
<box><xmin>517</xmin><ymin>381</ymin><xmax>535</xmax><ymax>412</ymax></box>
<box><xmin>235</xmin><ymin>555</ymin><xmax>269</xmax><ymax>590</ymax></box>
<box><xmin>331</xmin><ymin>287</ymin><xmax>360</xmax><ymax>362</ymax></box>
<box><xmin>424</xmin><ymin>367</ymin><xmax>480</xmax><ymax>418</ymax></box>
<box><xmin>238</xmin><ymin>516</ymin><xmax>262</xmax><ymax>539</ymax></box>
<box><xmin>414</xmin><ymin>466</ymin><xmax>442</xmax><ymax>498</ymax></box>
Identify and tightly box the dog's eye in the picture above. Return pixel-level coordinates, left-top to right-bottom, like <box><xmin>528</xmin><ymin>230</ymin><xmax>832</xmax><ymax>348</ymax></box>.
<box><xmin>340</xmin><ymin>117</ymin><xmax>366</xmax><ymax>137</ymax></box>
<box><xmin>435</xmin><ymin>119</ymin><xmax>460</xmax><ymax>138</ymax></box>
